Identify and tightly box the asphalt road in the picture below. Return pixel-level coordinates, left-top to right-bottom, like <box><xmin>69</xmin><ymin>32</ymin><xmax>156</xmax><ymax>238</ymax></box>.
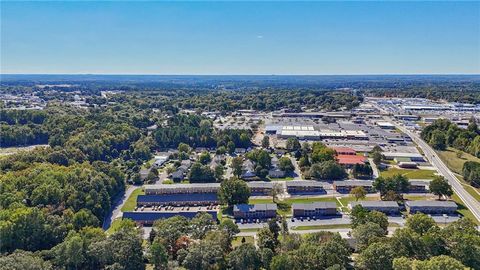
<box><xmin>392</xmin><ymin>118</ymin><xmax>480</xmax><ymax>223</ymax></box>
<box><xmin>103</xmin><ymin>185</ymin><xmax>139</xmax><ymax>230</ymax></box>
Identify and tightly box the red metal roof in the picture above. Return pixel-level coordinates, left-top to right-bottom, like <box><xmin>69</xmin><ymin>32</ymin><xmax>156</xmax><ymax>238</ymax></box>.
<box><xmin>336</xmin><ymin>155</ymin><xmax>366</xmax><ymax>165</ymax></box>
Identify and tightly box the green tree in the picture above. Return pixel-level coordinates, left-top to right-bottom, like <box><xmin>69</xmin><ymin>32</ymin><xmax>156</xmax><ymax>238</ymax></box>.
<box><xmin>72</xmin><ymin>209</ymin><xmax>100</xmax><ymax>230</ymax></box>
<box><xmin>150</xmin><ymin>239</ymin><xmax>168</xmax><ymax>270</ymax></box>
<box><xmin>350</xmin><ymin>186</ymin><xmax>367</xmax><ymax>201</ymax></box>
<box><xmin>262</xmin><ymin>136</ymin><xmax>270</xmax><ymax>148</ymax></box>
<box><xmin>430</xmin><ymin>130</ymin><xmax>447</xmax><ymax>150</ymax></box>
<box><xmin>309</xmin><ymin>160</ymin><xmax>347</xmax><ymax>180</ymax></box>
<box><xmin>178</xmin><ymin>143</ymin><xmax>191</xmax><ymax>153</ymax></box>
<box><xmin>190</xmin><ymin>212</ymin><xmax>217</xmax><ymax>239</ymax></box>
<box><xmin>218</xmin><ymin>177</ymin><xmax>251</xmax><ymax>206</ymax></box>
<box><xmin>0</xmin><ymin>250</ymin><xmax>53</xmax><ymax>270</ymax></box>
<box><xmin>227</xmin><ymin>243</ymin><xmax>262</xmax><ymax>270</ymax></box>
<box><xmin>278</xmin><ymin>157</ymin><xmax>294</xmax><ymax>173</ymax></box>
<box><xmin>199</xmin><ymin>151</ymin><xmax>212</xmax><ymax>165</ymax></box>
<box><xmin>356</xmin><ymin>242</ymin><xmax>396</xmax><ymax>270</ymax></box>
<box><xmin>429</xmin><ymin>176</ymin><xmax>453</xmax><ymax>200</ymax></box>
<box><xmin>286</xmin><ymin>138</ymin><xmax>301</xmax><ymax>152</ymax></box>
<box><xmin>352</xmin><ymin>222</ymin><xmax>386</xmax><ymax>250</ymax></box>
<box><xmin>231</xmin><ymin>157</ymin><xmax>244</xmax><ymax>177</ymax></box>
<box><xmin>214</xmin><ymin>164</ymin><xmax>225</xmax><ymax>182</ymax></box>
<box><xmin>257</xmin><ymin>228</ymin><xmax>277</xmax><ymax>251</ymax></box>
<box><xmin>405</xmin><ymin>213</ymin><xmax>437</xmax><ymax>236</ymax></box>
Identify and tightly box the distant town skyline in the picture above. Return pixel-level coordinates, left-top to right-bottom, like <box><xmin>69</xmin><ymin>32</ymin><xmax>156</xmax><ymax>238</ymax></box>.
<box><xmin>1</xmin><ymin>1</ymin><xmax>479</xmax><ymax>75</ymax></box>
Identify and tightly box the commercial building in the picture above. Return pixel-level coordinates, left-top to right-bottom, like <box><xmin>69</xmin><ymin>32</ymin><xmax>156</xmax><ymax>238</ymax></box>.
<box><xmin>286</xmin><ymin>180</ymin><xmax>326</xmax><ymax>195</ymax></box>
<box><xmin>376</xmin><ymin>121</ymin><xmax>396</xmax><ymax>129</ymax></box>
<box><xmin>292</xmin><ymin>202</ymin><xmax>337</xmax><ymax>218</ymax></box>
<box><xmin>333</xmin><ymin>180</ymin><xmax>374</xmax><ymax>193</ymax></box>
<box><xmin>348</xmin><ymin>201</ymin><xmax>400</xmax><ymax>215</ymax></box>
<box><xmin>405</xmin><ymin>200</ymin><xmax>458</xmax><ymax>214</ymax></box>
<box><xmin>123</xmin><ymin>211</ymin><xmax>218</xmax><ymax>225</ymax></box>
<box><xmin>144</xmin><ymin>183</ymin><xmax>220</xmax><ymax>195</ymax></box>
<box><xmin>233</xmin><ymin>204</ymin><xmax>277</xmax><ymax>219</ymax></box>
<box><xmin>318</xmin><ymin>130</ymin><xmax>368</xmax><ymax>140</ymax></box>
<box><xmin>137</xmin><ymin>193</ymin><xmax>219</xmax><ymax>206</ymax></box>
<box><xmin>277</xmin><ymin>126</ymin><xmax>320</xmax><ymax>140</ymax></box>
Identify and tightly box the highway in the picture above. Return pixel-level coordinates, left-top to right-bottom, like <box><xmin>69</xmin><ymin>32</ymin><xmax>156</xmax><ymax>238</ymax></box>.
<box><xmin>391</xmin><ymin>118</ymin><xmax>480</xmax><ymax>223</ymax></box>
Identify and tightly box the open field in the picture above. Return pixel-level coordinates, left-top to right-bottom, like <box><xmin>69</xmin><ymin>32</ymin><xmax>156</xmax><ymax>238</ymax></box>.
<box><xmin>380</xmin><ymin>167</ymin><xmax>437</xmax><ymax>179</ymax></box>
<box><xmin>121</xmin><ymin>188</ymin><xmax>145</xmax><ymax>212</ymax></box>
<box><xmin>437</xmin><ymin>147</ymin><xmax>480</xmax><ymax>174</ymax></box>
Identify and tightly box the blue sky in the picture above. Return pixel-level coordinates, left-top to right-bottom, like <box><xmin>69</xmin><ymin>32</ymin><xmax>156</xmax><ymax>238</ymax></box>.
<box><xmin>1</xmin><ymin>1</ymin><xmax>479</xmax><ymax>75</ymax></box>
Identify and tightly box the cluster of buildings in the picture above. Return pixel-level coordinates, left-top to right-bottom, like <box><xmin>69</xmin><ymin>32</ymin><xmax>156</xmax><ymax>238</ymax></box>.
<box><xmin>348</xmin><ymin>200</ymin><xmax>458</xmax><ymax>215</ymax></box>
<box><xmin>266</xmin><ymin>125</ymin><xmax>368</xmax><ymax>141</ymax></box>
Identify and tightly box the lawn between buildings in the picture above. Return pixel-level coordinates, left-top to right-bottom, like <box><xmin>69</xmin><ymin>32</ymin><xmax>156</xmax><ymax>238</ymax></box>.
<box><xmin>380</xmin><ymin>167</ymin><xmax>437</xmax><ymax>179</ymax></box>
<box><xmin>121</xmin><ymin>188</ymin><xmax>145</xmax><ymax>212</ymax></box>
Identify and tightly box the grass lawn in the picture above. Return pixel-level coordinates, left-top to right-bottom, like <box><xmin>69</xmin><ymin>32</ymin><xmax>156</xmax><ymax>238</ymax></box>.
<box><xmin>141</xmin><ymin>158</ymin><xmax>156</xmax><ymax>169</ymax></box>
<box><xmin>121</xmin><ymin>188</ymin><xmax>144</xmax><ymax>212</ymax></box>
<box><xmin>451</xmin><ymin>193</ymin><xmax>480</xmax><ymax>225</ymax></box>
<box><xmin>240</xmin><ymin>228</ymin><xmax>261</xmax><ymax>232</ymax></box>
<box><xmin>338</xmin><ymin>195</ymin><xmax>380</xmax><ymax>207</ymax></box>
<box><xmin>437</xmin><ymin>147</ymin><xmax>480</xmax><ymax>174</ymax></box>
<box><xmin>380</xmin><ymin>168</ymin><xmax>437</xmax><ymax>179</ymax></box>
<box><xmin>249</xmin><ymin>196</ymin><xmax>344</xmax><ymax>216</ymax></box>
<box><xmin>232</xmin><ymin>236</ymin><xmax>254</xmax><ymax>248</ymax></box>
<box><xmin>106</xmin><ymin>218</ymin><xmax>123</xmax><ymax>235</ymax></box>
<box><xmin>291</xmin><ymin>224</ymin><xmax>352</xmax><ymax>230</ymax></box>
<box><xmin>269</xmin><ymin>177</ymin><xmax>295</xmax><ymax>181</ymax></box>
<box><xmin>404</xmin><ymin>194</ymin><xmax>435</xmax><ymax>201</ymax></box>
<box><xmin>436</xmin><ymin>148</ymin><xmax>480</xmax><ymax>202</ymax></box>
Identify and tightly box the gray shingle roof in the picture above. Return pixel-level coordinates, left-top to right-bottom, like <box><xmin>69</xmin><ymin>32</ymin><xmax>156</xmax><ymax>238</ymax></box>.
<box><xmin>349</xmin><ymin>200</ymin><xmax>399</xmax><ymax>208</ymax></box>
<box><xmin>234</xmin><ymin>203</ymin><xmax>278</xmax><ymax>212</ymax></box>
<box><xmin>405</xmin><ymin>200</ymin><xmax>457</xmax><ymax>208</ymax></box>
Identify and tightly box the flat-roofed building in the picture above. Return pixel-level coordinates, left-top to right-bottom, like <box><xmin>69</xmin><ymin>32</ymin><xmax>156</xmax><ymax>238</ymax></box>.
<box><xmin>383</xmin><ymin>152</ymin><xmax>425</xmax><ymax>162</ymax></box>
<box><xmin>233</xmin><ymin>204</ymin><xmax>277</xmax><ymax>219</ymax></box>
<box><xmin>408</xmin><ymin>180</ymin><xmax>430</xmax><ymax>193</ymax></box>
<box><xmin>319</xmin><ymin>130</ymin><xmax>368</xmax><ymax>140</ymax></box>
<box><xmin>348</xmin><ymin>201</ymin><xmax>400</xmax><ymax>215</ymax></box>
<box><xmin>247</xmin><ymin>181</ymin><xmax>274</xmax><ymax>195</ymax></box>
<box><xmin>333</xmin><ymin>180</ymin><xmax>374</xmax><ymax>193</ymax></box>
<box><xmin>376</xmin><ymin>121</ymin><xmax>396</xmax><ymax>129</ymax></box>
<box><xmin>398</xmin><ymin>161</ymin><xmax>418</xmax><ymax>169</ymax></box>
<box><xmin>144</xmin><ymin>183</ymin><xmax>221</xmax><ymax>195</ymax></box>
<box><xmin>123</xmin><ymin>211</ymin><xmax>218</xmax><ymax>225</ymax></box>
<box><xmin>286</xmin><ymin>180</ymin><xmax>326</xmax><ymax>195</ymax></box>
<box><xmin>405</xmin><ymin>200</ymin><xmax>458</xmax><ymax>214</ymax></box>
<box><xmin>292</xmin><ymin>202</ymin><xmax>337</xmax><ymax>217</ymax></box>
<box><xmin>137</xmin><ymin>193</ymin><xmax>218</xmax><ymax>206</ymax></box>
<box><xmin>278</xmin><ymin>126</ymin><xmax>320</xmax><ymax>140</ymax></box>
